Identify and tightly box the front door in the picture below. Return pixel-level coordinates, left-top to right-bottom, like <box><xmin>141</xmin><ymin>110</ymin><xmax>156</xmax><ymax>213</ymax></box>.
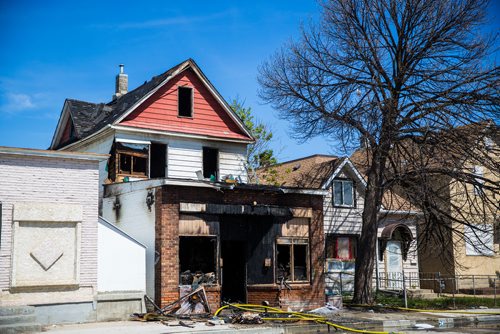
<box><xmin>221</xmin><ymin>241</ymin><xmax>247</xmax><ymax>303</ymax></box>
<box><xmin>386</xmin><ymin>241</ymin><xmax>403</xmax><ymax>289</ymax></box>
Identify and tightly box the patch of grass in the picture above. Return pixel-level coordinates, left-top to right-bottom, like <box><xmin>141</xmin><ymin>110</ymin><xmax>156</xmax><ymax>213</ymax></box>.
<box><xmin>373</xmin><ymin>292</ymin><xmax>497</xmax><ymax>309</ymax></box>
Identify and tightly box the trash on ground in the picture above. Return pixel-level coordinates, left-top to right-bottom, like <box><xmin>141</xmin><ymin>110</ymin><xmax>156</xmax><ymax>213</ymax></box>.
<box><xmin>231</xmin><ymin>312</ymin><xmax>263</xmax><ymax>324</ymax></box>
<box><xmin>413</xmin><ymin>323</ymin><xmax>435</xmax><ymax>329</ymax></box>
<box><xmin>131</xmin><ymin>287</ymin><xmax>210</xmax><ymax>321</ymax></box>
<box><xmin>309</xmin><ymin>302</ymin><xmax>339</xmax><ymax>315</ymax></box>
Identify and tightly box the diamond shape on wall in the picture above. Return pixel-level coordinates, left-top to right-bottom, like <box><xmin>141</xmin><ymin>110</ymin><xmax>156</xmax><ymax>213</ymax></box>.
<box><xmin>30</xmin><ymin>239</ymin><xmax>64</xmax><ymax>271</ymax></box>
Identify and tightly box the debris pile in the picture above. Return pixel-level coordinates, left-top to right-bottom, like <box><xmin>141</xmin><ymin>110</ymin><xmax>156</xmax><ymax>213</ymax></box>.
<box><xmin>131</xmin><ymin>286</ymin><xmax>211</xmax><ymax>322</ymax></box>
<box><xmin>180</xmin><ymin>270</ymin><xmax>216</xmax><ymax>286</ymax></box>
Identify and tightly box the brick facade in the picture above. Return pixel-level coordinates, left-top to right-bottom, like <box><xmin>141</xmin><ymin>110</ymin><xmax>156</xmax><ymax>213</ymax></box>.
<box><xmin>0</xmin><ymin>152</ymin><xmax>101</xmax><ymax>294</ymax></box>
<box><xmin>155</xmin><ymin>184</ymin><xmax>325</xmax><ymax>311</ymax></box>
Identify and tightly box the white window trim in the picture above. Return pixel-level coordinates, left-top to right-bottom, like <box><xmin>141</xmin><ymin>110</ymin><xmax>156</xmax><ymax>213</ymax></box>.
<box><xmin>333</xmin><ymin>180</ymin><xmax>354</xmax><ymax>207</ymax></box>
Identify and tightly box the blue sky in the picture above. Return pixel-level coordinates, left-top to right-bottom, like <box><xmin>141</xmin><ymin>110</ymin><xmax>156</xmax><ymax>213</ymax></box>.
<box><xmin>0</xmin><ymin>1</ymin><xmax>498</xmax><ymax>162</ymax></box>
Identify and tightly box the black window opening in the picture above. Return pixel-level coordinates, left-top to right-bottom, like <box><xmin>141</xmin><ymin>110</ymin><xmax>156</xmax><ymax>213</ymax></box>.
<box><xmin>276</xmin><ymin>238</ymin><xmax>309</xmax><ymax>283</ymax></box>
<box><xmin>203</xmin><ymin>147</ymin><xmax>219</xmax><ymax>180</ymax></box>
<box><xmin>178</xmin><ymin>86</ymin><xmax>193</xmax><ymax>117</ymax></box>
<box><xmin>333</xmin><ymin>180</ymin><xmax>354</xmax><ymax>207</ymax></box>
<box><xmin>179</xmin><ymin>236</ymin><xmax>217</xmax><ymax>286</ymax></box>
<box><xmin>150</xmin><ymin>143</ymin><xmax>167</xmax><ymax>178</ymax></box>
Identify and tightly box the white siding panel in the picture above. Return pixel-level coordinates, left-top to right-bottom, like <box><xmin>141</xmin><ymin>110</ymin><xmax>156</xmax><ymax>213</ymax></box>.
<box><xmin>98</xmin><ymin>220</ymin><xmax>146</xmax><ymax>292</ymax></box>
<box><xmin>101</xmin><ymin>189</ymin><xmax>156</xmax><ymax>297</ymax></box>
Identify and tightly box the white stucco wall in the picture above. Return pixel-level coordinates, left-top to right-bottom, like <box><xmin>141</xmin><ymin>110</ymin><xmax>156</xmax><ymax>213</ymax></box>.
<box><xmin>0</xmin><ymin>150</ymin><xmax>101</xmax><ymax>305</ymax></box>
<box><xmin>97</xmin><ymin>218</ymin><xmax>146</xmax><ymax>292</ymax></box>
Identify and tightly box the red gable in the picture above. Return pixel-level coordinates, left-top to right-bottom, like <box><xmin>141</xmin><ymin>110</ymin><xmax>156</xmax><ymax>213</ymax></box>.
<box><xmin>119</xmin><ymin>68</ymin><xmax>252</xmax><ymax>141</ymax></box>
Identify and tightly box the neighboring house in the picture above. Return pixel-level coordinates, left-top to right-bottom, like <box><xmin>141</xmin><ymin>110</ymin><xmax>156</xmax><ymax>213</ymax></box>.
<box><xmin>351</xmin><ymin>124</ymin><xmax>499</xmax><ymax>294</ymax></box>
<box><xmin>408</xmin><ymin>130</ymin><xmax>498</xmax><ymax>292</ymax></box>
<box><xmin>258</xmin><ymin>155</ymin><xmax>421</xmax><ymax>295</ymax></box>
<box><xmin>0</xmin><ymin>147</ymin><xmax>145</xmax><ymax>325</ymax></box>
<box><xmin>50</xmin><ymin>59</ymin><xmax>327</xmax><ymax>311</ymax></box>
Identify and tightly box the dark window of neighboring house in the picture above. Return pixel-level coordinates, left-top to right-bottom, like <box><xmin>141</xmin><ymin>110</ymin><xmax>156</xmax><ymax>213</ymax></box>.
<box><xmin>276</xmin><ymin>238</ymin><xmax>309</xmax><ymax>282</ymax></box>
<box><xmin>150</xmin><ymin>143</ymin><xmax>167</xmax><ymax>178</ymax></box>
<box><xmin>179</xmin><ymin>236</ymin><xmax>217</xmax><ymax>285</ymax></box>
<box><xmin>178</xmin><ymin>86</ymin><xmax>193</xmax><ymax>117</ymax></box>
<box><xmin>203</xmin><ymin>147</ymin><xmax>218</xmax><ymax>179</ymax></box>
<box><xmin>333</xmin><ymin>180</ymin><xmax>354</xmax><ymax>206</ymax></box>
<box><xmin>116</xmin><ymin>142</ymin><xmax>149</xmax><ymax>178</ymax></box>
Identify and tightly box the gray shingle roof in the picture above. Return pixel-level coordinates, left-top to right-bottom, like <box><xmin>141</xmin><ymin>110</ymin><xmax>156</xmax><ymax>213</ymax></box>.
<box><xmin>56</xmin><ymin>60</ymin><xmax>186</xmax><ymax>148</ymax></box>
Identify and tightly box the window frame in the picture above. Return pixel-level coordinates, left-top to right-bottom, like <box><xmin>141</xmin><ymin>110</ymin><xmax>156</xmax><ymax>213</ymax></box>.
<box><xmin>332</xmin><ymin>179</ymin><xmax>355</xmax><ymax>207</ymax></box>
<box><xmin>116</xmin><ymin>150</ymin><xmax>149</xmax><ymax>177</ymax></box>
<box><xmin>275</xmin><ymin>237</ymin><xmax>310</xmax><ymax>283</ymax></box>
<box><xmin>177</xmin><ymin>86</ymin><xmax>194</xmax><ymax>118</ymax></box>
<box><xmin>325</xmin><ymin>235</ymin><xmax>357</xmax><ymax>273</ymax></box>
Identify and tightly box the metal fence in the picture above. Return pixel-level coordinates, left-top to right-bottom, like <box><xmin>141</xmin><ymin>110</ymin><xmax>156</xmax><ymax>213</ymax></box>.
<box><xmin>326</xmin><ymin>270</ymin><xmax>499</xmax><ymax>303</ymax></box>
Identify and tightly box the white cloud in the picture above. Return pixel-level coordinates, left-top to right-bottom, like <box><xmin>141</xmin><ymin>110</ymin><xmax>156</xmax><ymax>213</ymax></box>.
<box><xmin>0</xmin><ymin>92</ymin><xmax>39</xmax><ymax>114</ymax></box>
<box><xmin>92</xmin><ymin>9</ymin><xmax>237</xmax><ymax>30</ymax></box>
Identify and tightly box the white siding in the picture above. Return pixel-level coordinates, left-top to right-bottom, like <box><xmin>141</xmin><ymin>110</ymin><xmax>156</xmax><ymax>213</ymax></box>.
<box><xmin>323</xmin><ymin>169</ymin><xmax>364</xmax><ymax>235</ymax></box>
<box><xmin>0</xmin><ymin>154</ymin><xmax>99</xmax><ymax>292</ymax></box>
<box><xmin>101</xmin><ymin>189</ymin><xmax>156</xmax><ymax>297</ymax></box>
<box><xmin>168</xmin><ymin>138</ymin><xmax>247</xmax><ymax>182</ymax></box>
<box><xmin>64</xmin><ymin>133</ymin><xmax>114</xmax><ymax>202</ymax></box>
<box><xmin>98</xmin><ymin>219</ymin><xmax>146</xmax><ymax>292</ymax></box>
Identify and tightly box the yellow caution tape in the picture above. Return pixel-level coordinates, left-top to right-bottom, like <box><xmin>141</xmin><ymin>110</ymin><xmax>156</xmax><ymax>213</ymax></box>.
<box><xmin>214</xmin><ymin>303</ymin><xmax>403</xmax><ymax>334</ymax></box>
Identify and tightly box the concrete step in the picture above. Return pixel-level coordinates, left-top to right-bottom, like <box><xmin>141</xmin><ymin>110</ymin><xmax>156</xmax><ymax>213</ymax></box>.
<box><xmin>0</xmin><ymin>314</ymin><xmax>37</xmax><ymax>325</ymax></box>
<box><xmin>0</xmin><ymin>322</ymin><xmax>41</xmax><ymax>334</ymax></box>
<box><xmin>407</xmin><ymin>289</ymin><xmax>439</xmax><ymax>299</ymax></box>
<box><xmin>0</xmin><ymin>306</ymin><xmax>35</xmax><ymax>317</ymax></box>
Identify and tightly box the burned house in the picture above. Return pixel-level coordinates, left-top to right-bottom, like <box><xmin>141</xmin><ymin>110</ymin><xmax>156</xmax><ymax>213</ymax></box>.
<box><xmin>50</xmin><ymin>59</ymin><xmax>326</xmax><ymax>310</ymax></box>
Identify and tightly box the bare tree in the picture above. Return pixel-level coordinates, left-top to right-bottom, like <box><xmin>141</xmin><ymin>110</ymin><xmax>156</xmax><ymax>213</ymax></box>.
<box><xmin>259</xmin><ymin>0</ymin><xmax>499</xmax><ymax>303</ymax></box>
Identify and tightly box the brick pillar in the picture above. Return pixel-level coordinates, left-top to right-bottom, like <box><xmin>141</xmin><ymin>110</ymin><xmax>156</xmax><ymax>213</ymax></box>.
<box><xmin>155</xmin><ymin>187</ymin><xmax>180</xmax><ymax>307</ymax></box>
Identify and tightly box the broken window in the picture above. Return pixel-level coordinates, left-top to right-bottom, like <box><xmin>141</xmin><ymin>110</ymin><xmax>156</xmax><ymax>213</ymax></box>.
<box><xmin>116</xmin><ymin>142</ymin><xmax>149</xmax><ymax>179</ymax></box>
<box><xmin>179</xmin><ymin>236</ymin><xmax>217</xmax><ymax>285</ymax></box>
<box><xmin>203</xmin><ymin>147</ymin><xmax>218</xmax><ymax>180</ymax></box>
<box><xmin>333</xmin><ymin>180</ymin><xmax>354</xmax><ymax>206</ymax></box>
<box><xmin>276</xmin><ymin>238</ymin><xmax>309</xmax><ymax>282</ymax></box>
<box><xmin>178</xmin><ymin>86</ymin><xmax>193</xmax><ymax>117</ymax></box>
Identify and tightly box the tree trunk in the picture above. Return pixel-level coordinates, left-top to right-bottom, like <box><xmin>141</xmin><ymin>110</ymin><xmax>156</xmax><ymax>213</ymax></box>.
<box><xmin>352</xmin><ymin>148</ymin><xmax>387</xmax><ymax>304</ymax></box>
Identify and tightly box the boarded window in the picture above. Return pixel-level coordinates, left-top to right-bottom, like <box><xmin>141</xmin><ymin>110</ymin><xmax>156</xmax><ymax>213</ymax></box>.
<box><xmin>333</xmin><ymin>180</ymin><xmax>354</xmax><ymax>206</ymax></box>
<box><xmin>203</xmin><ymin>147</ymin><xmax>218</xmax><ymax>179</ymax></box>
<box><xmin>464</xmin><ymin>224</ymin><xmax>494</xmax><ymax>256</ymax></box>
<box><xmin>276</xmin><ymin>238</ymin><xmax>309</xmax><ymax>282</ymax></box>
<box><xmin>179</xmin><ymin>236</ymin><xmax>217</xmax><ymax>285</ymax></box>
<box><xmin>178</xmin><ymin>86</ymin><xmax>193</xmax><ymax>117</ymax></box>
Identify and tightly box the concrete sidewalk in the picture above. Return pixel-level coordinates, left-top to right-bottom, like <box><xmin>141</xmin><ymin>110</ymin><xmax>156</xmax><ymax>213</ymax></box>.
<box><xmin>42</xmin><ymin>308</ymin><xmax>500</xmax><ymax>334</ymax></box>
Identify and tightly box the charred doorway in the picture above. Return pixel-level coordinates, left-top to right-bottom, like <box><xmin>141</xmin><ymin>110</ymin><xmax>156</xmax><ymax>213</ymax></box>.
<box><xmin>220</xmin><ymin>216</ymin><xmax>275</xmax><ymax>303</ymax></box>
<box><xmin>221</xmin><ymin>240</ymin><xmax>246</xmax><ymax>302</ymax></box>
